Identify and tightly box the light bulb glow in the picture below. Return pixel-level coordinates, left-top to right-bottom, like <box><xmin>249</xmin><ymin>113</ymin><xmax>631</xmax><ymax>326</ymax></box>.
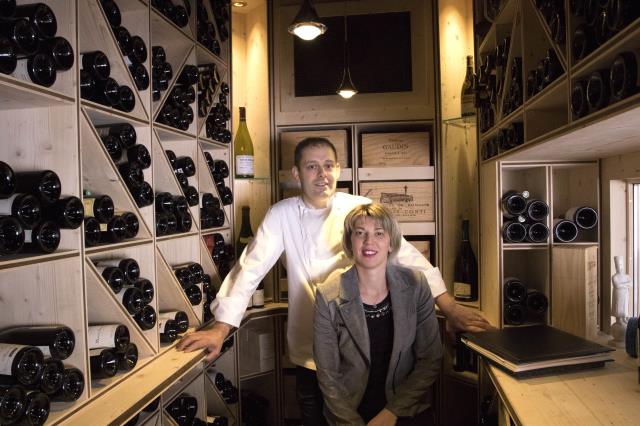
<box><xmin>232</xmin><ymin>1</ymin><xmax>247</xmax><ymax>7</ymax></box>
<box><xmin>288</xmin><ymin>22</ymin><xmax>326</xmax><ymax>40</ymax></box>
<box><xmin>338</xmin><ymin>89</ymin><xmax>356</xmax><ymax>99</ymax></box>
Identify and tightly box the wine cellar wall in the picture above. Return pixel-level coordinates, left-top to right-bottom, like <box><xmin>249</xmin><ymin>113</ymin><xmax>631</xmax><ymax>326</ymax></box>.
<box><xmin>0</xmin><ymin>0</ymin><xmax>244</xmax><ymax>424</ymax></box>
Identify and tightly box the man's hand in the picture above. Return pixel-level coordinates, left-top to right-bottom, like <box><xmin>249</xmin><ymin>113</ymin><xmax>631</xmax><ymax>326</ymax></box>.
<box><xmin>367</xmin><ymin>408</ymin><xmax>397</xmax><ymax>426</ymax></box>
<box><xmin>176</xmin><ymin>322</ymin><xmax>232</xmax><ymax>362</ymax></box>
<box><xmin>435</xmin><ymin>293</ymin><xmax>494</xmax><ymax>333</ymax></box>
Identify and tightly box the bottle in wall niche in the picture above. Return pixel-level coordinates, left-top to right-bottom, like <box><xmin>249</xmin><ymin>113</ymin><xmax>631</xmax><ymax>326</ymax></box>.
<box><xmin>461</xmin><ymin>55</ymin><xmax>476</xmax><ymax>117</ymax></box>
<box><xmin>94</xmin><ymin>258</ymin><xmax>140</xmax><ymax>284</ymax></box>
<box><xmin>0</xmin><ymin>161</ymin><xmax>15</xmax><ymax>198</ymax></box>
<box><xmin>553</xmin><ymin>218</ymin><xmax>579</xmax><ymax>242</ymax></box>
<box><xmin>0</xmin><ymin>193</ymin><xmax>41</xmax><ymax>230</ymax></box>
<box><xmin>1</xmin><ymin>18</ymin><xmax>38</xmax><ymax>57</ymax></box>
<box><xmin>525</xmin><ymin>199</ymin><xmax>549</xmax><ymax>222</ymax></box>
<box><xmin>129</xmin><ymin>278</ymin><xmax>154</xmax><ymax>304</ymax></box>
<box><xmin>571</xmin><ymin>80</ymin><xmax>590</xmax><ymax>118</ymax></box>
<box><xmin>99</xmin><ymin>215</ymin><xmax>127</xmax><ymax>244</ymax></box>
<box><xmin>94</xmin><ymin>263</ymin><xmax>125</xmax><ymax>293</ymax></box>
<box><xmin>119</xmin><ymin>211</ymin><xmax>139</xmax><ymax>239</ymax></box>
<box><xmin>609</xmin><ymin>50</ymin><xmax>640</xmax><ymax>102</ymax></box>
<box><xmin>572</xmin><ymin>24</ymin><xmax>595</xmax><ymax>62</ymax></box>
<box><xmin>525</xmin><ymin>222</ymin><xmax>549</xmax><ymax>243</ymax></box>
<box><xmin>115</xmin><ymin>286</ymin><xmax>145</xmax><ymax>315</ymax></box>
<box><xmin>81</xmin><ymin>50</ymin><xmax>110</xmax><ymax>81</ymax></box>
<box><xmin>503</xmin><ymin>277</ymin><xmax>527</xmax><ymax>304</ymax></box>
<box><xmin>504</xmin><ymin>303</ymin><xmax>526</xmax><ymax>325</ymax></box>
<box><xmin>51</xmin><ymin>367</ymin><xmax>84</xmax><ymax>402</ymax></box>
<box><xmin>0</xmin><ymin>215</ymin><xmax>24</xmax><ymax>255</ymax></box>
<box><xmin>236</xmin><ymin>206</ymin><xmax>254</xmax><ymax>259</ymax></box>
<box><xmin>0</xmin><ymin>343</ymin><xmax>44</xmax><ymax>387</ymax></box>
<box><xmin>23</xmin><ymin>220</ymin><xmax>61</xmax><ymax>254</ymax></box>
<box><xmin>44</xmin><ymin>196</ymin><xmax>84</xmax><ymax>229</ymax></box>
<box><xmin>83</xmin><ymin>193</ymin><xmax>114</xmax><ymax>223</ymax></box>
<box><xmin>38</xmin><ymin>358</ymin><xmax>64</xmax><ymax>395</ymax></box>
<box><xmin>501</xmin><ymin>190</ymin><xmax>529</xmax><ymax>218</ymax></box>
<box><xmin>0</xmin><ymin>326</ymin><xmax>75</xmax><ymax>361</ymax></box>
<box><xmin>502</xmin><ymin>220</ymin><xmax>527</xmax><ymax>243</ymax></box>
<box><xmin>453</xmin><ymin>220</ymin><xmax>478</xmax><ymax>302</ymax></box>
<box><xmin>234</xmin><ymin>107</ymin><xmax>255</xmax><ymax>178</ymax></box>
<box><xmin>525</xmin><ymin>289</ymin><xmax>549</xmax><ymax>317</ymax></box>
<box><xmin>21</xmin><ymin>391</ymin><xmax>50</xmax><ymax>426</ymax></box>
<box><xmin>159</xmin><ymin>311</ymin><xmax>189</xmax><ymax>334</ymax></box>
<box><xmin>87</xmin><ymin>324</ymin><xmax>130</xmax><ymax>351</ymax></box>
<box><xmin>586</xmin><ymin>69</ymin><xmax>611</xmax><ymax>111</ymax></box>
<box><xmin>116</xmin><ymin>343</ymin><xmax>138</xmax><ymax>371</ymax></box>
<box><xmin>83</xmin><ymin>217</ymin><xmax>101</xmax><ymax>247</ymax></box>
<box><xmin>134</xmin><ymin>305</ymin><xmax>157</xmax><ymax>331</ymax></box>
<box><xmin>159</xmin><ymin>318</ymin><xmax>179</xmax><ymax>343</ymax></box>
<box><xmin>607</xmin><ymin>0</ymin><xmax>640</xmax><ymax>33</ymax></box>
<box><xmin>39</xmin><ymin>37</ymin><xmax>74</xmax><ymax>72</ymax></box>
<box><xmin>14</xmin><ymin>51</ymin><xmax>57</xmax><ymax>89</ymax></box>
<box><xmin>565</xmin><ymin>206</ymin><xmax>598</xmax><ymax>229</ymax></box>
<box><xmin>89</xmin><ymin>348</ymin><xmax>118</xmax><ymax>379</ymax></box>
<box><xmin>14</xmin><ymin>170</ymin><xmax>61</xmax><ymax>205</ymax></box>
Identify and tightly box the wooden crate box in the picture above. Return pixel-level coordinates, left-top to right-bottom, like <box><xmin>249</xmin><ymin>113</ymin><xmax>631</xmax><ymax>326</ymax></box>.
<box><xmin>280</xmin><ymin>130</ymin><xmax>349</xmax><ymax>169</ymax></box>
<box><xmin>408</xmin><ymin>240</ymin><xmax>431</xmax><ymax>261</ymax></box>
<box><xmin>361</xmin><ymin>132</ymin><xmax>430</xmax><ymax>167</ymax></box>
<box><xmin>359</xmin><ymin>181</ymin><xmax>434</xmax><ymax>222</ymax></box>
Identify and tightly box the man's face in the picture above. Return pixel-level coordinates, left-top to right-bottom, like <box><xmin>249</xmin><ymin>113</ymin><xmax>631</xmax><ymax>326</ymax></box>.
<box><xmin>291</xmin><ymin>145</ymin><xmax>340</xmax><ymax>208</ymax></box>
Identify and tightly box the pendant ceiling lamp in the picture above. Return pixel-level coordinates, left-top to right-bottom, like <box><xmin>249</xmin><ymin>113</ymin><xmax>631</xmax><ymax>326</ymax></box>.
<box><xmin>288</xmin><ymin>0</ymin><xmax>327</xmax><ymax>41</ymax></box>
<box><xmin>337</xmin><ymin>12</ymin><xmax>357</xmax><ymax>99</ymax></box>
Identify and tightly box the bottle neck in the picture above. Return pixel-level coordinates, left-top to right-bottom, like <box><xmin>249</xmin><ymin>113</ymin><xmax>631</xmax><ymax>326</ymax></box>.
<box><xmin>461</xmin><ymin>221</ymin><xmax>470</xmax><ymax>242</ymax></box>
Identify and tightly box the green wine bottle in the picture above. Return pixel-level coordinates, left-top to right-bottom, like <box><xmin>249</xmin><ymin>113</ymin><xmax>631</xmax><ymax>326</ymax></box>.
<box><xmin>233</xmin><ymin>107</ymin><xmax>254</xmax><ymax>178</ymax></box>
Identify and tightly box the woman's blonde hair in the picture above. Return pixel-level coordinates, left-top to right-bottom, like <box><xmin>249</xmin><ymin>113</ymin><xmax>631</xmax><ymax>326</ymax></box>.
<box><xmin>342</xmin><ymin>203</ymin><xmax>402</xmax><ymax>260</ymax></box>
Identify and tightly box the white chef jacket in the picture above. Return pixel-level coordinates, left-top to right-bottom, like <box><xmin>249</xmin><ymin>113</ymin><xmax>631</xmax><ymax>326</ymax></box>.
<box><xmin>212</xmin><ymin>192</ymin><xmax>446</xmax><ymax>369</ymax></box>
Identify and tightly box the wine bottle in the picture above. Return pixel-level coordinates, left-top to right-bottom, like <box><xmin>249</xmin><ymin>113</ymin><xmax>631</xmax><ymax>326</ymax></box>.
<box><xmin>13</xmin><ymin>53</ymin><xmax>56</xmax><ymax>87</ymax></box>
<box><xmin>0</xmin><ymin>326</ymin><xmax>74</xmax><ymax>362</ymax></box>
<box><xmin>22</xmin><ymin>224</ymin><xmax>61</xmax><ymax>258</ymax></box>
<box><xmin>0</xmin><ymin>193</ymin><xmax>41</xmax><ymax>229</ymax></box>
<box><xmin>83</xmin><ymin>195</ymin><xmax>114</xmax><ymax>223</ymax></box>
<box><xmin>504</xmin><ymin>303</ymin><xmax>526</xmax><ymax>325</ymax></box>
<box><xmin>0</xmin><ymin>0</ymin><xmax>15</xmax><ymax>19</ymax></box>
<box><xmin>21</xmin><ymin>390</ymin><xmax>49</xmax><ymax>426</ymax></box>
<box><xmin>129</xmin><ymin>62</ymin><xmax>150</xmax><ymax>91</ymax></box>
<box><xmin>155</xmin><ymin>192</ymin><xmax>175</xmax><ymax>215</ymax></box>
<box><xmin>236</xmin><ymin>206</ymin><xmax>254</xmax><ymax>259</ymax></box>
<box><xmin>609</xmin><ymin>50</ymin><xmax>640</xmax><ymax>101</ymax></box>
<box><xmin>173</xmin><ymin>156</ymin><xmax>196</xmax><ymax>177</ymax></box>
<box><xmin>572</xmin><ymin>24</ymin><xmax>595</xmax><ymax>62</ymax></box>
<box><xmin>159</xmin><ymin>318</ymin><xmax>179</xmax><ymax>343</ymax></box>
<box><xmin>120</xmin><ymin>211</ymin><xmax>139</xmax><ymax>239</ymax></box>
<box><xmin>503</xmin><ymin>277</ymin><xmax>527</xmax><ymax>304</ymax></box>
<box><xmin>116</xmin><ymin>343</ymin><xmax>138</xmax><ymax>372</ymax></box>
<box><xmin>94</xmin><ymin>264</ymin><xmax>125</xmax><ymax>293</ymax></box>
<box><xmin>200</xmin><ymin>193</ymin><xmax>220</xmax><ymax>210</ymax></box>
<box><xmin>14</xmin><ymin>170</ymin><xmax>61</xmax><ymax>204</ymax></box>
<box><xmin>461</xmin><ymin>56</ymin><xmax>476</xmax><ymax>117</ymax></box>
<box><xmin>175</xmin><ymin>212</ymin><xmax>192</xmax><ymax>233</ymax></box>
<box><xmin>502</xmin><ymin>221</ymin><xmax>527</xmax><ymax>243</ymax></box>
<box><xmin>525</xmin><ymin>199</ymin><xmax>549</xmax><ymax>221</ymax></box>
<box><xmin>453</xmin><ymin>220</ymin><xmax>478</xmax><ymax>301</ymax></box>
<box><xmin>565</xmin><ymin>206</ymin><xmax>598</xmax><ymax>229</ymax></box>
<box><xmin>219</xmin><ymin>186</ymin><xmax>233</xmax><ymax>206</ymax></box>
<box><xmin>525</xmin><ymin>289</ymin><xmax>549</xmax><ymax>315</ymax></box>
<box><xmin>172</xmin><ymin>195</ymin><xmax>189</xmax><ymax>214</ymax></box>
<box><xmin>525</xmin><ymin>222</ymin><xmax>549</xmax><ymax>243</ymax></box>
<box><xmin>116</xmin><ymin>287</ymin><xmax>145</xmax><ymax>315</ymax></box>
<box><xmin>38</xmin><ymin>36</ymin><xmax>74</xmax><ymax>72</ymax></box>
<box><xmin>184</xmin><ymin>284</ymin><xmax>203</xmax><ymax>306</ymax></box>
<box><xmin>234</xmin><ymin>107</ymin><xmax>254</xmax><ymax>178</ymax></box>
<box><xmin>127</xmin><ymin>35</ymin><xmax>147</xmax><ymax>64</ymax></box>
<box><xmin>212</xmin><ymin>159</ymin><xmax>229</xmax><ymax>179</ymax></box>
<box><xmin>128</xmin><ymin>278</ymin><xmax>154</xmax><ymax>304</ymax></box>
<box><xmin>99</xmin><ymin>0</ymin><xmax>121</xmax><ymax>28</ymax></box>
<box><xmin>151</xmin><ymin>45</ymin><xmax>165</xmax><ymax>66</ymax></box>
<box><xmin>155</xmin><ymin>213</ymin><xmax>169</xmax><ymax>236</ymax></box>
<box><xmin>80</xmin><ymin>69</ymin><xmax>95</xmax><ymax>100</ymax></box>
<box><xmin>174</xmin><ymin>267</ymin><xmax>193</xmax><ymax>289</ymax></box>
<box><xmin>93</xmin><ymin>77</ymin><xmax>120</xmax><ymax>106</ymax></box>
<box><xmin>587</xmin><ymin>69</ymin><xmax>611</xmax><ymax>111</ymax></box>
<box><xmin>501</xmin><ymin>190</ymin><xmax>529</xmax><ymax>218</ymax></box>
<box><xmin>83</xmin><ymin>217</ymin><xmax>101</xmax><ymax>247</ymax></box>
<box><xmin>50</xmin><ymin>367</ymin><xmax>84</xmax><ymax>402</ymax></box>
<box><xmin>120</xmin><ymin>144</ymin><xmax>151</xmax><ymax>170</ymax></box>
<box><xmin>99</xmin><ymin>215</ymin><xmax>127</xmax><ymax>244</ymax></box>
<box><xmin>38</xmin><ymin>358</ymin><xmax>64</xmax><ymax>395</ymax></box>
<box><xmin>178</xmin><ymin>65</ymin><xmax>198</xmax><ymax>86</ymax></box>
<box><xmin>0</xmin><ymin>215</ymin><xmax>24</xmax><ymax>255</ymax></box>
<box><xmin>607</xmin><ymin>0</ymin><xmax>640</xmax><ymax>33</ymax></box>
<box><xmin>89</xmin><ymin>348</ymin><xmax>118</xmax><ymax>379</ymax></box>
<box><xmin>252</xmin><ymin>282</ymin><xmax>265</xmax><ymax>308</ymax></box>
<box><xmin>553</xmin><ymin>219</ymin><xmax>579</xmax><ymax>242</ymax></box>
<box><xmin>1</xmin><ymin>19</ymin><xmax>38</xmax><ymax>57</ymax></box>
<box><xmin>114</xmin><ymin>26</ymin><xmax>132</xmax><ymax>55</ymax></box>
<box><xmin>134</xmin><ymin>305</ymin><xmax>157</xmax><ymax>330</ymax></box>
<box><xmin>0</xmin><ymin>344</ymin><xmax>44</xmax><ymax>387</ymax></box>
<box><xmin>95</xmin><ymin>258</ymin><xmax>140</xmax><ymax>284</ymax></box>
<box><xmin>129</xmin><ymin>181</ymin><xmax>154</xmax><ymax>208</ymax></box>
<box><xmin>542</xmin><ymin>49</ymin><xmax>562</xmax><ymax>87</ymax></box>
<box><xmin>118</xmin><ymin>162</ymin><xmax>144</xmax><ymax>188</ymax></box>
<box><xmin>0</xmin><ymin>162</ymin><xmax>15</xmax><ymax>199</ymax></box>
<box><xmin>184</xmin><ymin>186</ymin><xmax>199</xmax><ymax>207</ymax></box>
<box><xmin>115</xmin><ymin>84</ymin><xmax>136</xmax><ymax>112</ymax></box>
<box><xmin>95</xmin><ymin>123</ymin><xmax>137</xmax><ymax>149</ymax></box>
<box><xmin>43</xmin><ymin>196</ymin><xmax>84</xmax><ymax>229</ymax></box>
<box><xmin>159</xmin><ymin>311</ymin><xmax>189</xmax><ymax>334</ymax></box>
<box><xmin>81</xmin><ymin>51</ymin><xmax>110</xmax><ymax>81</ymax></box>
<box><xmin>571</xmin><ymin>80</ymin><xmax>589</xmax><ymax>118</ymax></box>
<box><xmin>0</xmin><ymin>385</ymin><xmax>26</xmax><ymax>424</ymax></box>
<box><xmin>87</xmin><ymin>324</ymin><xmax>129</xmax><ymax>351</ymax></box>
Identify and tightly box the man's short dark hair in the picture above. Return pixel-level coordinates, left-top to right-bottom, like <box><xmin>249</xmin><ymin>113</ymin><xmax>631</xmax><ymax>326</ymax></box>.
<box><xmin>293</xmin><ymin>137</ymin><xmax>338</xmax><ymax>168</ymax></box>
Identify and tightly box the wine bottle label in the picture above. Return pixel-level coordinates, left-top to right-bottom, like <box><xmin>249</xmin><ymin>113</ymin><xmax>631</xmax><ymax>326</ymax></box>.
<box><xmin>252</xmin><ymin>289</ymin><xmax>264</xmax><ymax>307</ymax></box>
<box><xmin>23</xmin><ymin>229</ymin><xmax>33</xmax><ymax>243</ymax></box>
<box><xmin>99</xmin><ymin>223</ymin><xmax>109</xmax><ymax>231</ymax></box>
<box><xmin>158</xmin><ymin>319</ymin><xmax>170</xmax><ymax>333</ymax></box>
<box><xmin>36</xmin><ymin>345</ymin><xmax>52</xmax><ymax>357</ymax></box>
<box><xmin>0</xmin><ymin>194</ymin><xmax>18</xmax><ymax>215</ymax></box>
<box><xmin>158</xmin><ymin>311</ymin><xmax>178</xmax><ymax>321</ymax></box>
<box><xmin>83</xmin><ymin>198</ymin><xmax>96</xmax><ymax>217</ymax></box>
<box><xmin>11</xmin><ymin>59</ymin><xmax>33</xmax><ymax>84</ymax></box>
<box><xmin>453</xmin><ymin>281</ymin><xmax>471</xmax><ymax>298</ymax></box>
<box><xmin>94</xmin><ymin>259</ymin><xmax>123</xmax><ymax>268</ymax></box>
<box><xmin>89</xmin><ymin>348</ymin><xmax>106</xmax><ymax>357</ymax></box>
<box><xmin>87</xmin><ymin>325</ymin><xmax>121</xmax><ymax>349</ymax></box>
<box><xmin>235</xmin><ymin>155</ymin><xmax>254</xmax><ymax>175</ymax></box>
<box><xmin>0</xmin><ymin>343</ymin><xmax>29</xmax><ymax>375</ymax></box>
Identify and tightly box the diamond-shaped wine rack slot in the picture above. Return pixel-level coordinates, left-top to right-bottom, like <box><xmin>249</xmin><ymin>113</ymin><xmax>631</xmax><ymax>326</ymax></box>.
<box><xmin>135</xmin><ymin>411</ymin><xmax>161</xmax><ymax>426</ymax></box>
<box><xmin>155</xmin><ymin>49</ymin><xmax>199</xmax><ymax>136</ymax></box>
<box><xmin>78</xmin><ymin>0</ymin><xmax>148</xmax><ymax>121</ymax></box>
<box><xmin>522</xmin><ymin>0</ymin><xmax>567</xmax><ymax>103</ymax></box>
<box><xmin>0</xmin><ymin>257</ymin><xmax>89</xmax><ymax>422</ymax></box>
<box><xmin>155</xmin><ymin>129</ymin><xmax>201</xmax><ymax>231</ymax></box>
<box><xmin>80</xmin><ymin>111</ymin><xmax>153</xmax><ymax>251</ymax></box>
<box><xmin>197</xmin><ymin>146</ymin><xmax>231</xmax><ymax>231</ymax></box>
<box><xmin>151</xmin><ymin>0</ymin><xmax>196</xmax><ymax>41</ymax></box>
<box><xmin>84</xmin><ymin>107</ymin><xmax>155</xmax><ymax>233</ymax></box>
<box><xmin>84</xmin><ymin>258</ymin><xmax>157</xmax><ymax>398</ymax></box>
<box><xmin>155</xmin><ymin>246</ymin><xmax>202</xmax><ymax>354</ymax></box>
<box><xmin>3</xmin><ymin>0</ymin><xmax>77</xmax><ymax>100</ymax></box>
<box><xmin>196</xmin><ymin>62</ymin><xmax>229</xmax><ymax>140</ymax></box>
<box><xmin>99</xmin><ymin>0</ymin><xmax>152</xmax><ymax>117</ymax></box>
<box><xmin>497</xmin><ymin>10</ymin><xmax>523</xmax><ymax>121</ymax></box>
<box><xmin>0</xmin><ymin>104</ymin><xmax>81</xmax><ymax>267</ymax></box>
<box><xmin>151</xmin><ymin>133</ymin><xmax>199</xmax><ymax>240</ymax></box>
<box><xmin>527</xmin><ymin>0</ymin><xmax>567</xmax><ymax>67</ymax></box>
<box><xmin>199</xmin><ymin>235</ymin><xmax>224</xmax><ymax>323</ymax></box>
<box><xmin>157</xmin><ymin>234</ymin><xmax>206</xmax><ymax>324</ymax></box>
<box><xmin>151</xmin><ymin>14</ymin><xmax>195</xmax><ymax>116</ymax></box>
<box><xmin>205</xmin><ymin>371</ymin><xmax>237</xmax><ymax>424</ymax></box>
<box><xmin>204</xmin><ymin>343</ymin><xmax>238</xmax><ymax>416</ymax></box>
<box><xmin>201</xmin><ymin>0</ymin><xmax>231</xmax><ymax>64</ymax></box>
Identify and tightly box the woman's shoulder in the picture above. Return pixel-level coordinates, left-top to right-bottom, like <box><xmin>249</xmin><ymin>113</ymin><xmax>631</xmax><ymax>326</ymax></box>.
<box><xmin>388</xmin><ymin>264</ymin><xmax>431</xmax><ymax>295</ymax></box>
<box><xmin>316</xmin><ymin>266</ymin><xmax>353</xmax><ymax>302</ymax></box>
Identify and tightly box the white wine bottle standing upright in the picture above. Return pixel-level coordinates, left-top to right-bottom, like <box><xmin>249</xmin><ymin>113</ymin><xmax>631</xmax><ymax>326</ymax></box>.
<box><xmin>234</xmin><ymin>107</ymin><xmax>254</xmax><ymax>178</ymax></box>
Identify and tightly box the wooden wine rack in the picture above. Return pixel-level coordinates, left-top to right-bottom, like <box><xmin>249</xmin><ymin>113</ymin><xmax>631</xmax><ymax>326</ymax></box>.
<box><xmin>0</xmin><ymin>0</ymin><xmax>260</xmax><ymax>424</ymax></box>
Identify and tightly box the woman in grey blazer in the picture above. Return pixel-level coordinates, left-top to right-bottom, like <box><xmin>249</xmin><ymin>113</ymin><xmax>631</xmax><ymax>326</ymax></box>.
<box><xmin>314</xmin><ymin>203</ymin><xmax>442</xmax><ymax>426</ymax></box>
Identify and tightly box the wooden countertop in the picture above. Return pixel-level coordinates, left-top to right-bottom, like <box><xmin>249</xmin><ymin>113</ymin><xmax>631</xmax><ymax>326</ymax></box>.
<box><xmin>486</xmin><ymin>348</ymin><xmax>640</xmax><ymax>425</ymax></box>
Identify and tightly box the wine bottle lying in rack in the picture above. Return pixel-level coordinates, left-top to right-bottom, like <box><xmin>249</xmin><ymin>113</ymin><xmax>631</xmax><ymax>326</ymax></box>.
<box><xmin>0</xmin><ymin>36</ymin><xmax>17</xmax><ymax>75</ymax></box>
<box><xmin>0</xmin><ymin>192</ymin><xmax>42</xmax><ymax>229</ymax></box>
<box><xmin>51</xmin><ymin>367</ymin><xmax>84</xmax><ymax>402</ymax></box>
<box><xmin>95</xmin><ymin>258</ymin><xmax>140</xmax><ymax>284</ymax></box>
<box><xmin>159</xmin><ymin>311</ymin><xmax>189</xmax><ymax>334</ymax></box>
<box><xmin>43</xmin><ymin>196</ymin><xmax>84</xmax><ymax>229</ymax></box>
<box><xmin>152</xmin><ymin>0</ymin><xmax>189</xmax><ymax>28</ymax></box>
<box><xmin>116</xmin><ymin>343</ymin><xmax>138</xmax><ymax>372</ymax></box>
<box><xmin>565</xmin><ymin>206</ymin><xmax>598</xmax><ymax>229</ymax></box>
<box><xmin>159</xmin><ymin>318</ymin><xmax>179</xmax><ymax>343</ymax></box>
<box><xmin>525</xmin><ymin>199</ymin><xmax>549</xmax><ymax>222</ymax></box>
<box><xmin>0</xmin><ymin>326</ymin><xmax>75</xmax><ymax>361</ymax></box>
<box><xmin>89</xmin><ymin>348</ymin><xmax>118</xmax><ymax>379</ymax></box>
<box><xmin>40</xmin><ymin>36</ymin><xmax>74</xmax><ymax>72</ymax></box>
<box><xmin>23</xmin><ymin>220</ymin><xmax>61</xmax><ymax>254</ymax></box>
<box><xmin>167</xmin><ymin>394</ymin><xmax>199</xmax><ymax>425</ymax></box>
<box><xmin>553</xmin><ymin>218</ymin><xmax>579</xmax><ymax>242</ymax></box>
<box><xmin>134</xmin><ymin>305</ymin><xmax>157</xmax><ymax>330</ymax></box>
<box><xmin>96</xmin><ymin>123</ymin><xmax>137</xmax><ymax>148</ymax></box>
<box><xmin>501</xmin><ymin>190</ymin><xmax>529</xmax><ymax>218</ymax></box>
<box><xmin>609</xmin><ymin>50</ymin><xmax>640</xmax><ymax>102</ymax></box>
<box><xmin>502</xmin><ymin>220</ymin><xmax>526</xmax><ymax>243</ymax></box>
<box><xmin>127</xmin><ymin>278</ymin><xmax>154</xmax><ymax>304</ymax></box>
<box><xmin>21</xmin><ymin>390</ymin><xmax>50</xmax><ymax>426</ymax></box>
<box><xmin>13</xmin><ymin>169</ymin><xmax>61</xmax><ymax>205</ymax></box>
<box><xmin>100</xmin><ymin>0</ymin><xmax>122</xmax><ymax>28</ymax></box>
<box><xmin>571</xmin><ymin>80</ymin><xmax>589</xmax><ymax>118</ymax></box>
<box><xmin>94</xmin><ymin>263</ymin><xmax>126</xmax><ymax>293</ymax></box>
<box><xmin>87</xmin><ymin>324</ymin><xmax>130</xmax><ymax>351</ymax></box>
<box><xmin>525</xmin><ymin>222</ymin><xmax>549</xmax><ymax>243</ymax></box>
<box><xmin>115</xmin><ymin>286</ymin><xmax>145</xmax><ymax>315</ymax></box>
<box><xmin>0</xmin><ymin>343</ymin><xmax>44</xmax><ymax>387</ymax></box>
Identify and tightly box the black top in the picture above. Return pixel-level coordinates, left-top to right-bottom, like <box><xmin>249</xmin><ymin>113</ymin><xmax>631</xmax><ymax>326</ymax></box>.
<box><xmin>358</xmin><ymin>293</ymin><xmax>393</xmax><ymax>422</ymax></box>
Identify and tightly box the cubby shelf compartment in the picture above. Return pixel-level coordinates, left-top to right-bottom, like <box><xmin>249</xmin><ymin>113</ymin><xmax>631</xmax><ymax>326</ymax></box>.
<box><xmin>79</xmin><ymin>0</ymin><xmax>148</xmax><ymax>122</ymax></box>
<box><xmin>0</xmin><ymin>257</ymin><xmax>89</xmax><ymax>423</ymax></box>
<box><xmin>0</xmin><ymin>74</ymin><xmax>75</xmax><ymax>107</ymax></box>
<box><xmin>150</xmin><ymin>1</ymin><xmax>196</xmax><ymax>43</ymax></box>
<box><xmin>198</xmin><ymin>146</ymin><xmax>232</xmax><ymax>228</ymax></box>
<box><xmin>195</xmin><ymin>63</ymin><xmax>229</xmax><ymax>138</ymax></box>
<box><xmin>162</xmin><ymin>364</ymin><xmax>207</xmax><ymax>421</ymax></box>
<box><xmin>84</xmin><ymin>258</ymin><xmax>157</xmax><ymax>398</ymax></box>
<box><xmin>205</xmin><ymin>375</ymin><xmax>238</xmax><ymax>426</ymax></box>
<box><xmin>521</xmin><ymin>0</ymin><xmax>567</xmax><ymax>74</ymax></box>
<box><xmin>199</xmin><ymin>136</ymin><xmax>230</xmax><ymax>149</ymax></box>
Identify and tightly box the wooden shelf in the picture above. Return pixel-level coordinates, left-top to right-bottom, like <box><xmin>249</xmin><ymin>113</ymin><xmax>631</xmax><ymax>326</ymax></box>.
<box><xmin>358</xmin><ymin>166</ymin><xmax>435</xmax><ymax>181</ymax></box>
<box><xmin>0</xmin><ymin>74</ymin><xmax>75</xmax><ymax>107</ymax></box>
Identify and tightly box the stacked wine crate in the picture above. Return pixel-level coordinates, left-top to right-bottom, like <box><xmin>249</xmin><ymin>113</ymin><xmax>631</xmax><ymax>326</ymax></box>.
<box><xmin>0</xmin><ymin>0</ymin><xmax>242</xmax><ymax>424</ymax></box>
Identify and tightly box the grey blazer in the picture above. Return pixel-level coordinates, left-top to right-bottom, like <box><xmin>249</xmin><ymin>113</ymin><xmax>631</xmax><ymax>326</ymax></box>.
<box><xmin>314</xmin><ymin>264</ymin><xmax>442</xmax><ymax>425</ymax></box>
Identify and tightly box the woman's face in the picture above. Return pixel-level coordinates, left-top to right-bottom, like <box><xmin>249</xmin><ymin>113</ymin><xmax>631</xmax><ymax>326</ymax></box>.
<box><xmin>350</xmin><ymin>216</ymin><xmax>392</xmax><ymax>270</ymax></box>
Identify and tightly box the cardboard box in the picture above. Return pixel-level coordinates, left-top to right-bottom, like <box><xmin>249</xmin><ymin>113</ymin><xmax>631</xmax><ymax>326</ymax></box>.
<box><xmin>361</xmin><ymin>132</ymin><xmax>430</xmax><ymax>167</ymax></box>
<box><xmin>280</xmin><ymin>130</ymin><xmax>349</xmax><ymax>169</ymax></box>
<box><xmin>408</xmin><ymin>239</ymin><xmax>431</xmax><ymax>261</ymax></box>
<box><xmin>359</xmin><ymin>181</ymin><xmax>434</xmax><ymax>222</ymax></box>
